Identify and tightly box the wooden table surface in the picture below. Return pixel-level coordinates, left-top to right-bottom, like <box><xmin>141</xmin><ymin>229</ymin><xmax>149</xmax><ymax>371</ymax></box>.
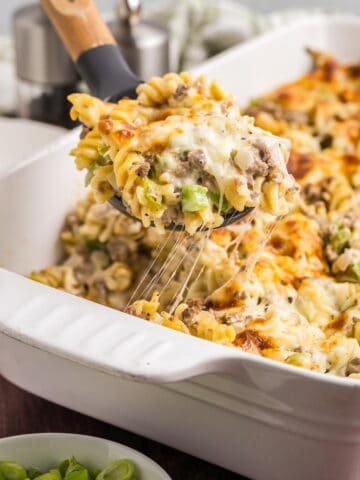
<box><xmin>0</xmin><ymin>375</ymin><xmax>247</xmax><ymax>480</ymax></box>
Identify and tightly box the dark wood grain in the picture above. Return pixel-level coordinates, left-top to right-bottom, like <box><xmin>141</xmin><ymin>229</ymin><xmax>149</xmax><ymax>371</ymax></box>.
<box><xmin>0</xmin><ymin>375</ymin><xmax>247</xmax><ymax>480</ymax></box>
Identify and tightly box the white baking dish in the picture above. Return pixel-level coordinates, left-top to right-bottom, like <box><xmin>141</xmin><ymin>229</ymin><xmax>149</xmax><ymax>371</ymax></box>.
<box><xmin>1</xmin><ymin>15</ymin><xmax>360</xmax><ymax>480</ymax></box>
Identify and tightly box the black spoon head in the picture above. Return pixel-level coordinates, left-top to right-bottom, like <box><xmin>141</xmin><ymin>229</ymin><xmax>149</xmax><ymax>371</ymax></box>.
<box><xmin>109</xmin><ymin>195</ymin><xmax>254</xmax><ymax>231</ymax></box>
<box><xmin>107</xmin><ymin>87</ymin><xmax>140</xmax><ymax>102</ymax></box>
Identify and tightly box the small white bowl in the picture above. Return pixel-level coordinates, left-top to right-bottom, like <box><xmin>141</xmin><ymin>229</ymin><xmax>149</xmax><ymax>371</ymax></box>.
<box><xmin>0</xmin><ymin>433</ymin><xmax>171</xmax><ymax>480</ymax></box>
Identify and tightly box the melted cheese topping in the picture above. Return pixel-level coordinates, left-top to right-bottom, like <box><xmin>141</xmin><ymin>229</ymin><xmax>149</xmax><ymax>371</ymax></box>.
<box><xmin>31</xmin><ymin>51</ymin><xmax>360</xmax><ymax>380</ymax></box>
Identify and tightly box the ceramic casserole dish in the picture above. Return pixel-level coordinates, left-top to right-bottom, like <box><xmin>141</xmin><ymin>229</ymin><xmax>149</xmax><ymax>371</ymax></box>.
<box><xmin>0</xmin><ymin>15</ymin><xmax>360</xmax><ymax>480</ymax></box>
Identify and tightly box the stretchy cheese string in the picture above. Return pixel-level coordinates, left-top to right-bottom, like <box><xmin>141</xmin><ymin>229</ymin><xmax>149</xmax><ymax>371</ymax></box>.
<box><xmin>169</xmin><ymin>229</ymin><xmax>211</xmax><ymax>314</ymax></box>
<box><xmin>140</xmin><ymin>231</ymin><xmax>189</xmax><ymax>301</ymax></box>
<box><xmin>126</xmin><ymin>228</ymin><xmax>176</xmax><ymax>308</ymax></box>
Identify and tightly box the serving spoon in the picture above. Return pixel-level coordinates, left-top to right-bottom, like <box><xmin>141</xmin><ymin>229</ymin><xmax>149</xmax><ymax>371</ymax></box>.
<box><xmin>40</xmin><ymin>0</ymin><xmax>253</xmax><ymax>229</ymax></box>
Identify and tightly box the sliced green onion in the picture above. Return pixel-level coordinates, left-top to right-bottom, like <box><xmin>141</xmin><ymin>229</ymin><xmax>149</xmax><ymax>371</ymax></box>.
<box><xmin>0</xmin><ymin>462</ymin><xmax>27</xmax><ymax>480</ymax></box>
<box><xmin>151</xmin><ymin>154</ymin><xmax>162</xmax><ymax>178</ymax></box>
<box><xmin>95</xmin><ymin>460</ymin><xmax>137</xmax><ymax>480</ymax></box>
<box><xmin>285</xmin><ymin>353</ymin><xmax>311</xmax><ymax>369</ymax></box>
<box><xmin>143</xmin><ymin>178</ymin><xmax>163</xmax><ymax>211</ymax></box>
<box><xmin>84</xmin><ymin>238</ymin><xmax>105</xmax><ymax>251</ymax></box>
<box><xmin>0</xmin><ymin>458</ymin><xmax>139</xmax><ymax>480</ymax></box>
<box><xmin>34</xmin><ymin>470</ymin><xmax>61</xmax><ymax>480</ymax></box>
<box><xmin>143</xmin><ymin>152</ymin><xmax>162</xmax><ymax>179</ymax></box>
<box><xmin>85</xmin><ymin>163</ymin><xmax>97</xmax><ymax>187</ymax></box>
<box><xmin>208</xmin><ymin>191</ymin><xmax>231</xmax><ymax>213</ymax></box>
<box><xmin>59</xmin><ymin>457</ymin><xmax>85</xmax><ymax>479</ymax></box>
<box><xmin>65</xmin><ymin>470</ymin><xmax>89</xmax><ymax>480</ymax></box>
<box><xmin>58</xmin><ymin>460</ymin><xmax>69</xmax><ymax>478</ymax></box>
<box><xmin>350</xmin><ymin>260</ymin><xmax>360</xmax><ymax>280</ymax></box>
<box><xmin>97</xmin><ymin>144</ymin><xmax>111</xmax><ymax>161</ymax></box>
<box><xmin>26</xmin><ymin>468</ymin><xmax>40</xmax><ymax>480</ymax></box>
<box><xmin>181</xmin><ymin>185</ymin><xmax>209</xmax><ymax>213</ymax></box>
<box><xmin>330</xmin><ymin>226</ymin><xmax>351</xmax><ymax>254</ymax></box>
<box><xmin>286</xmin><ymin>353</ymin><xmax>305</xmax><ymax>366</ymax></box>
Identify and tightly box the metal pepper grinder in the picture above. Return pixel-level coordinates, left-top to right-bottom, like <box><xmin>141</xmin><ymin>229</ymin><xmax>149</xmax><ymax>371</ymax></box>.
<box><xmin>13</xmin><ymin>4</ymin><xmax>80</xmax><ymax>128</ymax></box>
<box><xmin>109</xmin><ymin>0</ymin><xmax>169</xmax><ymax>79</ymax></box>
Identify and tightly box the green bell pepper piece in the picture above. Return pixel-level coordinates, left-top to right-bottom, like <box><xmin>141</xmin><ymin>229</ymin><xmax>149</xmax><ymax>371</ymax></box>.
<box><xmin>181</xmin><ymin>185</ymin><xmax>209</xmax><ymax>213</ymax></box>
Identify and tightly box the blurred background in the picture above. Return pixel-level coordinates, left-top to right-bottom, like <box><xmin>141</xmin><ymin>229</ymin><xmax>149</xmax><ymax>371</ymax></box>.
<box><xmin>1</xmin><ymin>0</ymin><xmax>359</xmax><ymax>131</ymax></box>
<box><xmin>1</xmin><ymin>0</ymin><xmax>360</xmax><ymax>32</ymax></box>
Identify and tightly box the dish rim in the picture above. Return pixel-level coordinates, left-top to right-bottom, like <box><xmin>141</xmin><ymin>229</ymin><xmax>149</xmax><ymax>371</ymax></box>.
<box><xmin>1</xmin><ymin>268</ymin><xmax>360</xmax><ymax>389</ymax></box>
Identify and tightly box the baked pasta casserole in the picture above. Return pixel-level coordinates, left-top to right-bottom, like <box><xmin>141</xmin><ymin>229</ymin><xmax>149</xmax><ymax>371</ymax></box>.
<box><xmin>30</xmin><ymin>50</ymin><xmax>360</xmax><ymax>379</ymax></box>
<box><xmin>68</xmin><ymin>73</ymin><xmax>297</xmax><ymax>233</ymax></box>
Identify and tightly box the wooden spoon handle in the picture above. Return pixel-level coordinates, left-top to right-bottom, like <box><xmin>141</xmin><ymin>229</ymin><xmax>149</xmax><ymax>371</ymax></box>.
<box><xmin>39</xmin><ymin>0</ymin><xmax>116</xmax><ymax>62</ymax></box>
